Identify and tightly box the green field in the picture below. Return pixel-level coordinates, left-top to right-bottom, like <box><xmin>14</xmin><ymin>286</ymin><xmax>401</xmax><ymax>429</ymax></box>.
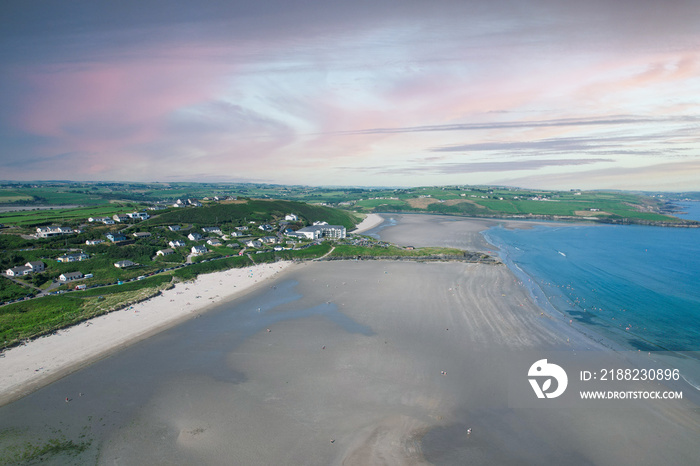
<box><xmin>0</xmin><ymin>190</ymin><xmax>33</xmax><ymax>203</ymax></box>
<box><xmin>1</xmin><ymin>181</ymin><xmax>694</xmax><ymax>226</ymax></box>
<box><xmin>0</xmin><ymin>204</ymin><xmax>142</xmax><ymax>227</ymax></box>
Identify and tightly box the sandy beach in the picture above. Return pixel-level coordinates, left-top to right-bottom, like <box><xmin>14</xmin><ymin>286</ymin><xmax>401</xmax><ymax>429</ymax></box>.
<box><xmin>0</xmin><ymin>214</ymin><xmax>699</xmax><ymax>465</ymax></box>
<box><xmin>349</xmin><ymin>213</ymin><xmax>385</xmax><ymax>234</ymax></box>
<box><xmin>0</xmin><ymin>261</ymin><xmax>293</xmax><ymax>406</ymax></box>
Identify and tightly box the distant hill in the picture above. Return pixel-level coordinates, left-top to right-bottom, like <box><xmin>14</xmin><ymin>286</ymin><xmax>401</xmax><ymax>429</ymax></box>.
<box><xmin>145</xmin><ymin>199</ymin><xmax>360</xmax><ymax>230</ymax></box>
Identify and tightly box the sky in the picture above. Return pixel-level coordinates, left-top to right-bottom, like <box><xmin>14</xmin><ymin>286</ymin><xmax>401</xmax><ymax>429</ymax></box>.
<box><xmin>1</xmin><ymin>0</ymin><xmax>700</xmax><ymax>190</ymax></box>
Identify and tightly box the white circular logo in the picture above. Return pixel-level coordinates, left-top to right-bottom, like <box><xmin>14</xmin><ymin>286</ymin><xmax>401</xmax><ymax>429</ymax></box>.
<box><xmin>528</xmin><ymin>359</ymin><xmax>568</xmax><ymax>399</ymax></box>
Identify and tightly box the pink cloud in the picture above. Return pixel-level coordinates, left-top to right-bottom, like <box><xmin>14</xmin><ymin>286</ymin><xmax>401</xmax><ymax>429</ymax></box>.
<box><xmin>16</xmin><ymin>47</ymin><xmax>232</xmax><ymax>156</ymax></box>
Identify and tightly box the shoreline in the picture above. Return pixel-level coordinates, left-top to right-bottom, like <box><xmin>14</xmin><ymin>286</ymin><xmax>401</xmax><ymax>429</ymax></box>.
<box><xmin>0</xmin><ymin>261</ymin><xmax>295</xmax><ymax>407</ymax></box>
<box><xmin>349</xmin><ymin>213</ymin><xmax>384</xmax><ymax>234</ymax></box>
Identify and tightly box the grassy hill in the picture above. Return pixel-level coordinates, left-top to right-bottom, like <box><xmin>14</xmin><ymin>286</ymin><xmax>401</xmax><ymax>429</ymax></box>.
<box><xmin>145</xmin><ymin>199</ymin><xmax>359</xmax><ymax>230</ymax></box>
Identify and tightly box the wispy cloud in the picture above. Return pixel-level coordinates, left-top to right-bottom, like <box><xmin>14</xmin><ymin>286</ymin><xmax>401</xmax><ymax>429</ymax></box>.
<box><xmin>327</xmin><ymin>115</ymin><xmax>700</xmax><ymax>136</ymax></box>
<box><xmin>342</xmin><ymin>158</ymin><xmax>613</xmax><ymax>176</ymax></box>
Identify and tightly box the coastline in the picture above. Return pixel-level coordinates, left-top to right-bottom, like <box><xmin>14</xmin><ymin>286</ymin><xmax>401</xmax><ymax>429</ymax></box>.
<box><xmin>349</xmin><ymin>213</ymin><xmax>384</xmax><ymax>234</ymax></box>
<box><xmin>0</xmin><ymin>261</ymin><xmax>294</xmax><ymax>407</ymax></box>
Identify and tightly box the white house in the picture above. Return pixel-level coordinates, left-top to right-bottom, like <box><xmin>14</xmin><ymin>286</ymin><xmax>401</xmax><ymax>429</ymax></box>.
<box><xmin>244</xmin><ymin>240</ymin><xmax>263</xmax><ymax>248</ymax></box>
<box><xmin>260</xmin><ymin>236</ymin><xmax>277</xmax><ymax>244</ymax></box>
<box><xmin>59</xmin><ymin>271</ymin><xmax>83</xmax><ymax>282</ymax></box>
<box><xmin>202</xmin><ymin>227</ymin><xmax>222</xmax><ymax>234</ymax></box>
<box><xmin>168</xmin><ymin>225</ymin><xmax>181</xmax><ymax>231</ymax></box>
<box><xmin>112</xmin><ymin>214</ymin><xmax>129</xmax><ymax>222</ymax></box>
<box><xmin>169</xmin><ymin>240</ymin><xmax>186</xmax><ymax>248</ymax></box>
<box><xmin>207</xmin><ymin>238</ymin><xmax>222</xmax><ymax>246</ymax></box>
<box><xmin>6</xmin><ymin>265</ymin><xmax>32</xmax><ymax>277</ymax></box>
<box><xmin>133</xmin><ymin>232</ymin><xmax>152</xmax><ymax>238</ymax></box>
<box><xmin>36</xmin><ymin>226</ymin><xmax>74</xmax><ymax>238</ymax></box>
<box><xmin>157</xmin><ymin>248</ymin><xmax>174</xmax><ymax>256</ymax></box>
<box><xmin>86</xmin><ymin>239</ymin><xmax>105</xmax><ymax>245</ymax></box>
<box><xmin>188</xmin><ymin>233</ymin><xmax>203</xmax><ymax>241</ymax></box>
<box><xmin>285</xmin><ymin>213</ymin><xmax>298</xmax><ymax>221</ymax></box>
<box><xmin>191</xmin><ymin>245</ymin><xmax>208</xmax><ymax>254</ymax></box>
<box><xmin>295</xmin><ymin>227</ymin><xmax>320</xmax><ymax>240</ymax></box>
<box><xmin>127</xmin><ymin>212</ymin><xmax>150</xmax><ymax>220</ymax></box>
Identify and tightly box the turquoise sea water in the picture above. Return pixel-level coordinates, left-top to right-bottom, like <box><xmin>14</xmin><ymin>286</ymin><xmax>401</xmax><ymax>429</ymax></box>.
<box><xmin>482</xmin><ymin>223</ymin><xmax>700</xmax><ymax>354</ymax></box>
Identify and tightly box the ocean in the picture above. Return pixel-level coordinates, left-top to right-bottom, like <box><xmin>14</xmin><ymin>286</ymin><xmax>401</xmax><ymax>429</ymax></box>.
<box><xmin>673</xmin><ymin>200</ymin><xmax>700</xmax><ymax>221</ymax></box>
<box><xmin>482</xmin><ymin>216</ymin><xmax>700</xmax><ymax>386</ymax></box>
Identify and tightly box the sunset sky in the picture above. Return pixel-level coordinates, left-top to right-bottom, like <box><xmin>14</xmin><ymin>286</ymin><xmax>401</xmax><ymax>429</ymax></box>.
<box><xmin>2</xmin><ymin>0</ymin><xmax>700</xmax><ymax>190</ymax></box>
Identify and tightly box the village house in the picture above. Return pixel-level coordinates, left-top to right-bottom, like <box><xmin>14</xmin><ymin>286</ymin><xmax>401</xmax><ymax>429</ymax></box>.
<box><xmin>188</xmin><ymin>232</ymin><xmax>203</xmax><ymax>241</ymax></box>
<box><xmin>285</xmin><ymin>213</ymin><xmax>298</xmax><ymax>221</ymax></box>
<box><xmin>59</xmin><ymin>271</ymin><xmax>84</xmax><ymax>282</ymax></box>
<box><xmin>235</xmin><ymin>226</ymin><xmax>248</xmax><ymax>231</ymax></box>
<box><xmin>112</xmin><ymin>214</ymin><xmax>129</xmax><ymax>222</ymax></box>
<box><xmin>127</xmin><ymin>212</ymin><xmax>150</xmax><ymax>220</ymax></box>
<box><xmin>36</xmin><ymin>226</ymin><xmax>74</xmax><ymax>238</ymax></box>
<box><xmin>106</xmin><ymin>233</ymin><xmax>127</xmax><ymax>243</ymax></box>
<box><xmin>260</xmin><ymin>236</ymin><xmax>277</xmax><ymax>244</ymax></box>
<box><xmin>191</xmin><ymin>245</ymin><xmax>208</xmax><ymax>255</ymax></box>
<box><xmin>6</xmin><ymin>265</ymin><xmax>30</xmax><ymax>277</ymax></box>
<box><xmin>57</xmin><ymin>253</ymin><xmax>89</xmax><ymax>263</ymax></box>
<box><xmin>86</xmin><ymin>239</ymin><xmax>105</xmax><ymax>245</ymax></box>
<box><xmin>207</xmin><ymin>238</ymin><xmax>222</xmax><ymax>246</ymax></box>
<box><xmin>157</xmin><ymin>248</ymin><xmax>174</xmax><ymax>256</ymax></box>
<box><xmin>244</xmin><ymin>240</ymin><xmax>263</xmax><ymax>249</ymax></box>
<box><xmin>202</xmin><ymin>227</ymin><xmax>222</xmax><ymax>234</ymax></box>
<box><xmin>114</xmin><ymin>260</ymin><xmax>136</xmax><ymax>268</ymax></box>
<box><xmin>5</xmin><ymin>261</ymin><xmax>46</xmax><ymax>277</ymax></box>
<box><xmin>168</xmin><ymin>225</ymin><xmax>181</xmax><ymax>231</ymax></box>
<box><xmin>258</xmin><ymin>224</ymin><xmax>274</xmax><ymax>232</ymax></box>
<box><xmin>132</xmin><ymin>232</ymin><xmax>152</xmax><ymax>239</ymax></box>
<box><xmin>168</xmin><ymin>240</ymin><xmax>186</xmax><ymax>248</ymax></box>
<box><xmin>27</xmin><ymin>261</ymin><xmax>45</xmax><ymax>273</ymax></box>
